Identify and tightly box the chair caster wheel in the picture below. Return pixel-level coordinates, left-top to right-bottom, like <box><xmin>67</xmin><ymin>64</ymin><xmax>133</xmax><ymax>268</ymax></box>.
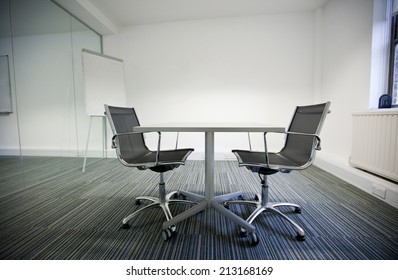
<box><xmin>248</xmin><ymin>232</ymin><xmax>259</xmax><ymax>246</ymax></box>
<box><xmin>296</xmin><ymin>234</ymin><xmax>305</xmax><ymax>241</ymax></box>
<box><xmin>295</xmin><ymin>207</ymin><xmax>301</xmax><ymax>214</ymax></box>
<box><xmin>121</xmin><ymin>222</ymin><xmax>130</xmax><ymax>229</ymax></box>
<box><xmin>239</xmin><ymin>227</ymin><xmax>248</xmax><ymax>237</ymax></box>
<box><xmin>162</xmin><ymin>226</ymin><xmax>177</xmax><ymax>241</ymax></box>
<box><xmin>162</xmin><ymin>229</ymin><xmax>172</xmax><ymax>241</ymax></box>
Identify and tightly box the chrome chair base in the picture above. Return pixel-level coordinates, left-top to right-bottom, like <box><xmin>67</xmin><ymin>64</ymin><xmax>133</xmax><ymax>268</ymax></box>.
<box><xmin>224</xmin><ymin>177</ymin><xmax>305</xmax><ymax>243</ymax></box>
<box><xmin>121</xmin><ymin>173</ymin><xmax>197</xmax><ymax>240</ymax></box>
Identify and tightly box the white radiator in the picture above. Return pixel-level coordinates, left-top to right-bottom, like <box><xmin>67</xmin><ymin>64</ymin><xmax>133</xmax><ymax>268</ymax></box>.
<box><xmin>349</xmin><ymin>110</ymin><xmax>398</xmax><ymax>182</ymax></box>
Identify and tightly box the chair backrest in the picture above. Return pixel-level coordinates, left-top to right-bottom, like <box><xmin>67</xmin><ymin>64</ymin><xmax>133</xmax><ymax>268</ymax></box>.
<box><xmin>280</xmin><ymin>102</ymin><xmax>330</xmax><ymax>166</ymax></box>
<box><xmin>104</xmin><ymin>105</ymin><xmax>150</xmax><ymax>163</ymax></box>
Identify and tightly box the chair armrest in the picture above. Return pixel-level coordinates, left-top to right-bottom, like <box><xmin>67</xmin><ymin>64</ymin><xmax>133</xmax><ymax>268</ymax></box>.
<box><xmin>247</xmin><ymin>132</ymin><xmax>252</xmax><ymax>151</ymax></box>
<box><xmin>175</xmin><ymin>132</ymin><xmax>180</xmax><ymax>149</ymax></box>
<box><xmin>264</xmin><ymin>131</ymin><xmax>321</xmax><ymax>150</ymax></box>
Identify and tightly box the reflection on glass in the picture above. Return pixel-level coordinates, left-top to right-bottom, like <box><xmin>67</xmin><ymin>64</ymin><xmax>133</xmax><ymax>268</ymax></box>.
<box><xmin>11</xmin><ymin>0</ymin><xmax>74</xmax><ymax>157</ymax></box>
<box><xmin>0</xmin><ymin>0</ymin><xmax>20</xmax><ymax>155</ymax></box>
<box><xmin>8</xmin><ymin>0</ymin><xmax>102</xmax><ymax>159</ymax></box>
<box><xmin>1</xmin><ymin>0</ymin><xmax>102</xmax><ymax>182</ymax></box>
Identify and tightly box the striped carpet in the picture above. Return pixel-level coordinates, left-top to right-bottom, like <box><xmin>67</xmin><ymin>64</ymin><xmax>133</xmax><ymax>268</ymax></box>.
<box><xmin>0</xmin><ymin>156</ymin><xmax>397</xmax><ymax>260</ymax></box>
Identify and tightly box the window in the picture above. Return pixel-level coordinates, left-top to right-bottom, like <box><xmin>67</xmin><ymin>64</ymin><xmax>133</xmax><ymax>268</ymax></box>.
<box><xmin>388</xmin><ymin>13</ymin><xmax>398</xmax><ymax>106</ymax></box>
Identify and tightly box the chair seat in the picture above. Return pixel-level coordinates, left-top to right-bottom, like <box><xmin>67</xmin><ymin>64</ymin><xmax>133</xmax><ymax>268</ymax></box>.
<box><xmin>232</xmin><ymin>149</ymin><xmax>306</xmax><ymax>174</ymax></box>
<box><xmin>123</xmin><ymin>148</ymin><xmax>194</xmax><ymax>172</ymax></box>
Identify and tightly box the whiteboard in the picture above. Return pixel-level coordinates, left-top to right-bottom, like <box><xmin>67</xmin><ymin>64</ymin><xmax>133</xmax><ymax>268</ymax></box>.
<box><xmin>0</xmin><ymin>55</ymin><xmax>12</xmax><ymax>113</ymax></box>
<box><xmin>82</xmin><ymin>49</ymin><xmax>127</xmax><ymax>116</ymax></box>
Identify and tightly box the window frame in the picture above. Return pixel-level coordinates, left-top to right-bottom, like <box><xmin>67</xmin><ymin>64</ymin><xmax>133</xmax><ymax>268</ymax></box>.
<box><xmin>388</xmin><ymin>13</ymin><xmax>398</xmax><ymax>106</ymax></box>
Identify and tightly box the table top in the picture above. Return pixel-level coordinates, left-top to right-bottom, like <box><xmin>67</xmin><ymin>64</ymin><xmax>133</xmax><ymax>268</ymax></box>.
<box><xmin>133</xmin><ymin>122</ymin><xmax>285</xmax><ymax>133</ymax></box>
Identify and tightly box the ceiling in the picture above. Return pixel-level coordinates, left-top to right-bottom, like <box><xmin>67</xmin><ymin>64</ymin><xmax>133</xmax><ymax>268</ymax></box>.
<box><xmin>86</xmin><ymin>0</ymin><xmax>330</xmax><ymax>26</ymax></box>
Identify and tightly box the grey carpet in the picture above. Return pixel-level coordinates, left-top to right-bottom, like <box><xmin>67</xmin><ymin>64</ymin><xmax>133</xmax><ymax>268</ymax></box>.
<box><xmin>0</xmin><ymin>156</ymin><xmax>397</xmax><ymax>260</ymax></box>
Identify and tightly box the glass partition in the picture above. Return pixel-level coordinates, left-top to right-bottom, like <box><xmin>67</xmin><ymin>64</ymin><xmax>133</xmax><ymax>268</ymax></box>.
<box><xmin>0</xmin><ymin>0</ymin><xmax>25</xmax><ymax>196</ymax></box>
<box><xmin>11</xmin><ymin>0</ymin><xmax>75</xmax><ymax>157</ymax></box>
<box><xmin>0</xmin><ymin>0</ymin><xmax>19</xmax><ymax>156</ymax></box>
<box><xmin>9</xmin><ymin>0</ymin><xmax>101</xmax><ymax>157</ymax></box>
<box><xmin>0</xmin><ymin>0</ymin><xmax>102</xmax><ymax>179</ymax></box>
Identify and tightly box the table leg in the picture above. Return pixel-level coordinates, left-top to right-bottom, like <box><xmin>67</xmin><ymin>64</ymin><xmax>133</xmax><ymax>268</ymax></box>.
<box><xmin>162</xmin><ymin>132</ymin><xmax>213</xmax><ymax>230</ymax></box>
<box><xmin>205</xmin><ymin>131</ymin><xmax>214</xmax><ymax>203</ymax></box>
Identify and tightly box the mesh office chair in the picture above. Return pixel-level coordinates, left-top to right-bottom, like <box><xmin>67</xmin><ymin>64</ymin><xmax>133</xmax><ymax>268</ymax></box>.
<box><xmin>105</xmin><ymin>105</ymin><xmax>197</xmax><ymax>240</ymax></box>
<box><xmin>225</xmin><ymin>102</ymin><xmax>331</xmax><ymax>245</ymax></box>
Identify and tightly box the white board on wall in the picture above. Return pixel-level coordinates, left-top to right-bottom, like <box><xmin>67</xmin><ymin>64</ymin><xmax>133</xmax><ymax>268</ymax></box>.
<box><xmin>82</xmin><ymin>49</ymin><xmax>127</xmax><ymax>116</ymax></box>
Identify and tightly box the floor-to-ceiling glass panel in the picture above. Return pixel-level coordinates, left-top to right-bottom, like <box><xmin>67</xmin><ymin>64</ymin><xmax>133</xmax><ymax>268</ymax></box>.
<box><xmin>0</xmin><ymin>0</ymin><xmax>20</xmax><ymax>156</ymax></box>
<box><xmin>0</xmin><ymin>0</ymin><xmax>25</xmax><ymax>197</ymax></box>
<box><xmin>11</xmin><ymin>0</ymin><xmax>75</xmax><ymax>157</ymax></box>
<box><xmin>5</xmin><ymin>0</ymin><xmax>102</xmax><ymax>183</ymax></box>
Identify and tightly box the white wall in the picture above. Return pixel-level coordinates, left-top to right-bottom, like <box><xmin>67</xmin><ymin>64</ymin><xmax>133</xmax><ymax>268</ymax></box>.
<box><xmin>114</xmin><ymin>13</ymin><xmax>316</xmax><ymax>158</ymax></box>
<box><xmin>315</xmin><ymin>0</ymin><xmax>374</xmax><ymax>163</ymax></box>
<box><xmin>314</xmin><ymin>0</ymin><xmax>398</xmax><ymax>208</ymax></box>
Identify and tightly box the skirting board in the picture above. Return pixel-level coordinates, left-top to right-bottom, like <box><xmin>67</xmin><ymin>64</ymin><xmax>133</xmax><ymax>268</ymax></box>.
<box><xmin>0</xmin><ymin>148</ymin><xmax>106</xmax><ymax>158</ymax></box>
<box><xmin>0</xmin><ymin>149</ymin><xmax>21</xmax><ymax>156</ymax></box>
<box><xmin>314</xmin><ymin>153</ymin><xmax>398</xmax><ymax>209</ymax></box>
